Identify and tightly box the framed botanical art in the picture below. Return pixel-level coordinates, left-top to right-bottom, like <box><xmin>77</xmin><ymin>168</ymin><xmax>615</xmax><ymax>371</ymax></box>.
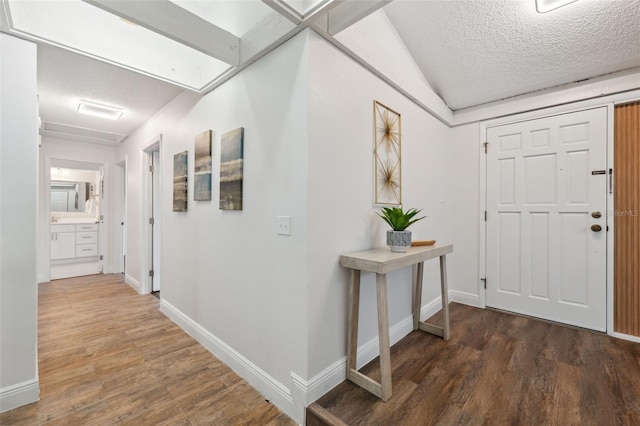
<box><xmin>373</xmin><ymin>100</ymin><xmax>401</xmax><ymax>205</ymax></box>
<box><xmin>220</xmin><ymin>127</ymin><xmax>244</xmax><ymax>210</ymax></box>
<box><xmin>173</xmin><ymin>150</ymin><xmax>188</xmax><ymax>212</ymax></box>
<box><xmin>194</xmin><ymin>130</ymin><xmax>212</xmax><ymax>201</ymax></box>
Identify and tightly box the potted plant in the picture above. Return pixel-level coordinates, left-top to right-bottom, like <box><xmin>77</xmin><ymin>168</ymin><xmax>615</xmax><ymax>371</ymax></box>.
<box><xmin>377</xmin><ymin>207</ymin><xmax>426</xmax><ymax>253</ymax></box>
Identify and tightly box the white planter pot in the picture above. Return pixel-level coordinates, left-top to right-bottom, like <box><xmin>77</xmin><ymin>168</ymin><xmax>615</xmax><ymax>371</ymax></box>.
<box><xmin>386</xmin><ymin>230</ymin><xmax>411</xmax><ymax>253</ymax></box>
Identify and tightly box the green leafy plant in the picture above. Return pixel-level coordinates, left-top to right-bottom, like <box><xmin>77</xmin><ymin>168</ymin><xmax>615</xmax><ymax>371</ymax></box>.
<box><xmin>377</xmin><ymin>207</ymin><xmax>425</xmax><ymax>231</ymax></box>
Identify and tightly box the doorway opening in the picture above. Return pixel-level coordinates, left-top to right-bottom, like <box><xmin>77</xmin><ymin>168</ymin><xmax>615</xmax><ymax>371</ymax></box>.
<box><xmin>143</xmin><ymin>136</ymin><xmax>162</xmax><ymax>296</ymax></box>
<box><xmin>116</xmin><ymin>158</ymin><xmax>127</xmax><ymax>275</ymax></box>
<box><xmin>49</xmin><ymin>158</ymin><xmax>105</xmax><ymax>280</ymax></box>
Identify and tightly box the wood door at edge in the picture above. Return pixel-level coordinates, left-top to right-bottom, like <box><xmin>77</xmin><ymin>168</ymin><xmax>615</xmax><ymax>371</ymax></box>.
<box><xmin>614</xmin><ymin>102</ymin><xmax>640</xmax><ymax>337</ymax></box>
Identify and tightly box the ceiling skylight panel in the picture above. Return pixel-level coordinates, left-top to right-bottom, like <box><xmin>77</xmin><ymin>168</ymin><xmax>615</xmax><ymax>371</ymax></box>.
<box><xmin>5</xmin><ymin>0</ymin><xmax>231</xmax><ymax>91</ymax></box>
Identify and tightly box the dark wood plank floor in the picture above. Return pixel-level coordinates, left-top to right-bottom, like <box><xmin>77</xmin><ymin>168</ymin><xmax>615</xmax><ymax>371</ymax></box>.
<box><xmin>0</xmin><ymin>274</ymin><xmax>294</xmax><ymax>425</ymax></box>
<box><xmin>313</xmin><ymin>303</ymin><xmax>640</xmax><ymax>425</ymax></box>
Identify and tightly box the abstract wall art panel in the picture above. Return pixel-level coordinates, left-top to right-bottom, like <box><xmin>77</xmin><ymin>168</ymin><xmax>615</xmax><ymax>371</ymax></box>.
<box><xmin>220</xmin><ymin>127</ymin><xmax>244</xmax><ymax>211</ymax></box>
<box><xmin>373</xmin><ymin>100</ymin><xmax>402</xmax><ymax>205</ymax></box>
<box><xmin>173</xmin><ymin>150</ymin><xmax>188</xmax><ymax>212</ymax></box>
<box><xmin>194</xmin><ymin>130</ymin><xmax>212</xmax><ymax>201</ymax></box>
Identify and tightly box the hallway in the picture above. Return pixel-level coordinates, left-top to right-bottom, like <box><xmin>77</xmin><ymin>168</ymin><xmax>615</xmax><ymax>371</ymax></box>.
<box><xmin>0</xmin><ymin>274</ymin><xmax>293</xmax><ymax>425</ymax></box>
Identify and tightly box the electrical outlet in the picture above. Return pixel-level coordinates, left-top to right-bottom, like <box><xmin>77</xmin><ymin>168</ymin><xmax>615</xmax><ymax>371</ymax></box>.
<box><xmin>277</xmin><ymin>216</ymin><xmax>291</xmax><ymax>236</ymax></box>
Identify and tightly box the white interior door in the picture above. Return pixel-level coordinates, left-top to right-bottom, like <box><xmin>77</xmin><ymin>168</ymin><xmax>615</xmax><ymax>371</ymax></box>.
<box><xmin>151</xmin><ymin>149</ymin><xmax>161</xmax><ymax>292</ymax></box>
<box><xmin>486</xmin><ymin>107</ymin><xmax>608</xmax><ymax>331</ymax></box>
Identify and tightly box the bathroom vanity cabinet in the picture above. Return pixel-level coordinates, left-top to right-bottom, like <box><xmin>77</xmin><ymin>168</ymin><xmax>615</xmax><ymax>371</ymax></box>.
<box><xmin>51</xmin><ymin>222</ymin><xmax>100</xmax><ymax>279</ymax></box>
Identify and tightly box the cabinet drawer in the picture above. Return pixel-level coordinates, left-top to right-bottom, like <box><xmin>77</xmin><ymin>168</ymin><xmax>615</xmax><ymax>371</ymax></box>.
<box><xmin>76</xmin><ymin>231</ymin><xmax>97</xmax><ymax>244</ymax></box>
<box><xmin>76</xmin><ymin>244</ymin><xmax>98</xmax><ymax>257</ymax></box>
<box><xmin>76</xmin><ymin>224</ymin><xmax>98</xmax><ymax>232</ymax></box>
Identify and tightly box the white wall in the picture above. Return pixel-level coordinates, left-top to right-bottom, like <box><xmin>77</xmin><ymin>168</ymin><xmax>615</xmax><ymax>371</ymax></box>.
<box><xmin>113</xmin><ymin>26</ymin><xmax>478</xmax><ymax>421</ymax></box>
<box><xmin>306</xmin><ymin>30</ymin><xmax>453</xmax><ymax>386</ymax></box>
<box><xmin>0</xmin><ymin>33</ymin><xmax>39</xmax><ymax>412</ymax></box>
<box><xmin>117</xmin><ymin>30</ymin><xmax>311</xmax><ymax>421</ymax></box>
<box><xmin>38</xmin><ymin>137</ymin><xmax>117</xmax><ymax>283</ymax></box>
<box><xmin>447</xmin><ymin>123</ymin><xmax>483</xmax><ymax>306</ymax></box>
<box><xmin>112</xmin><ymin>25</ymin><xmax>464</xmax><ymax>420</ymax></box>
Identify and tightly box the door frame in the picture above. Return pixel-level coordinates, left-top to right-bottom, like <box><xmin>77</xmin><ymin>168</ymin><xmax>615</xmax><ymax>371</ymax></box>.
<box><xmin>43</xmin><ymin>152</ymin><xmax>110</xmax><ymax>282</ymax></box>
<box><xmin>141</xmin><ymin>135</ymin><xmax>162</xmax><ymax>294</ymax></box>
<box><xmin>115</xmin><ymin>156</ymin><xmax>127</xmax><ymax>275</ymax></box>
<box><xmin>478</xmin><ymin>89</ymin><xmax>640</xmax><ymax>337</ymax></box>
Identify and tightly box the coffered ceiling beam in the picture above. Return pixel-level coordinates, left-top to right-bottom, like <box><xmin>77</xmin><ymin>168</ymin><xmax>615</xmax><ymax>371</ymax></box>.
<box><xmin>261</xmin><ymin>0</ymin><xmax>303</xmax><ymax>25</ymax></box>
<box><xmin>240</xmin><ymin>12</ymin><xmax>297</xmax><ymax>64</ymax></box>
<box><xmin>326</xmin><ymin>0</ymin><xmax>392</xmax><ymax>35</ymax></box>
<box><xmin>82</xmin><ymin>0</ymin><xmax>240</xmax><ymax>66</ymax></box>
<box><xmin>261</xmin><ymin>0</ymin><xmax>345</xmax><ymax>25</ymax></box>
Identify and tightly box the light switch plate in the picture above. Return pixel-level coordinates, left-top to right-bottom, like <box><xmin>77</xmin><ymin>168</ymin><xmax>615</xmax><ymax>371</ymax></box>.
<box><xmin>277</xmin><ymin>216</ymin><xmax>291</xmax><ymax>236</ymax></box>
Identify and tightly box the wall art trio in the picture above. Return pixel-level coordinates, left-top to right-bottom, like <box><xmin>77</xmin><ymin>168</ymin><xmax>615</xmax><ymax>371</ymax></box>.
<box><xmin>172</xmin><ymin>127</ymin><xmax>245</xmax><ymax>212</ymax></box>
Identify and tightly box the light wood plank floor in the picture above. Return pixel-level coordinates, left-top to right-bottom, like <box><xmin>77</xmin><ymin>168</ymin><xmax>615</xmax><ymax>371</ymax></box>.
<box><xmin>0</xmin><ymin>274</ymin><xmax>294</xmax><ymax>425</ymax></box>
<box><xmin>311</xmin><ymin>303</ymin><xmax>640</xmax><ymax>425</ymax></box>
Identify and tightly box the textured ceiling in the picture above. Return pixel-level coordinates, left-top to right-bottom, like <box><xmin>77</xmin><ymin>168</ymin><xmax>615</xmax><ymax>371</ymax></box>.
<box><xmin>38</xmin><ymin>43</ymin><xmax>184</xmax><ymax>144</ymax></box>
<box><xmin>384</xmin><ymin>0</ymin><xmax>640</xmax><ymax>110</ymax></box>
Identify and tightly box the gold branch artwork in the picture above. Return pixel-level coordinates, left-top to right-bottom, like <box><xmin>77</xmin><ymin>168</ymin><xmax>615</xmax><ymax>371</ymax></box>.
<box><xmin>374</xmin><ymin>100</ymin><xmax>401</xmax><ymax>205</ymax></box>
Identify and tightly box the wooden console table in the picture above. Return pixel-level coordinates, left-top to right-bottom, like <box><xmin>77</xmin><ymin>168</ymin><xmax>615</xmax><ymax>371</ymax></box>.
<box><xmin>339</xmin><ymin>244</ymin><xmax>453</xmax><ymax>401</ymax></box>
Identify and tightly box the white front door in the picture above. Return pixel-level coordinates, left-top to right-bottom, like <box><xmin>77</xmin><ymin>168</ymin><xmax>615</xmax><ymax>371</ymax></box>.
<box><xmin>486</xmin><ymin>107</ymin><xmax>608</xmax><ymax>331</ymax></box>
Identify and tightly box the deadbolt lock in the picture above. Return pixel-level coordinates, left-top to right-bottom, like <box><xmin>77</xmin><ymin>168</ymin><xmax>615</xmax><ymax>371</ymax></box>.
<box><xmin>591</xmin><ymin>224</ymin><xmax>602</xmax><ymax>232</ymax></box>
<box><xmin>591</xmin><ymin>211</ymin><xmax>602</xmax><ymax>219</ymax></box>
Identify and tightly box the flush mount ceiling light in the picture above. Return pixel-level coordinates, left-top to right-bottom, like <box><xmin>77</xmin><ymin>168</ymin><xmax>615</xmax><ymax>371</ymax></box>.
<box><xmin>536</xmin><ymin>0</ymin><xmax>578</xmax><ymax>13</ymax></box>
<box><xmin>77</xmin><ymin>100</ymin><xmax>124</xmax><ymax>120</ymax></box>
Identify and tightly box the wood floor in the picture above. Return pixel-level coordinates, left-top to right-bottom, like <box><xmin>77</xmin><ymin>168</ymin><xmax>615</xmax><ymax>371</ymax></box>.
<box><xmin>0</xmin><ymin>274</ymin><xmax>294</xmax><ymax>425</ymax></box>
<box><xmin>311</xmin><ymin>303</ymin><xmax>640</xmax><ymax>426</ymax></box>
<box><xmin>4</xmin><ymin>276</ymin><xmax>640</xmax><ymax>425</ymax></box>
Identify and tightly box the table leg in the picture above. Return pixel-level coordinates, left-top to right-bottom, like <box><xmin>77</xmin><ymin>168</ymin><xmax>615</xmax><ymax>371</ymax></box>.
<box><xmin>376</xmin><ymin>273</ymin><xmax>392</xmax><ymax>401</ymax></box>
<box><xmin>347</xmin><ymin>269</ymin><xmax>361</xmax><ymax>373</ymax></box>
<box><xmin>439</xmin><ymin>255</ymin><xmax>450</xmax><ymax>341</ymax></box>
<box><xmin>417</xmin><ymin>255</ymin><xmax>451</xmax><ymax>341</ymax></box>
<box><xmin>345</xmin><ymin>271</ymin><xmax>392</xmax><ymax>401</ymax></box>
<box><xmin>412</xmin><ymin>262</ymin><xmax>424</xmax><ymax>330</ymax></box>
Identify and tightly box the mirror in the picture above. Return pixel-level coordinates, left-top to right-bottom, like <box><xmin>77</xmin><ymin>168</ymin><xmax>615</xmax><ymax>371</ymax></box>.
<box><xmin>50</xmin><ymin>160</ymin><xmax>102</xmax><ymax>217</ymax></box>
<box><xmin>51</xmin><ymin>181</ymin><xmax>94</xmax><ymax>212</ymax></box>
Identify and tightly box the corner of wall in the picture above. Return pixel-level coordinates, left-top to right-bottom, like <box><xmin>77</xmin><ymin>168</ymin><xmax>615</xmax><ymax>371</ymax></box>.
<box><xmin>0</xmin><ymin>32</ymin><xmax>39</xmax><ymax>413</ymax></box>
<box><xmin>160</xmin><ymin>299</ymin><xmax>306</xmax><ymax>422</ymax></box>
<box><xmin>124</xmin><ymin>274</ymin><xmax>141</xmax><ymax>293</ymax></box>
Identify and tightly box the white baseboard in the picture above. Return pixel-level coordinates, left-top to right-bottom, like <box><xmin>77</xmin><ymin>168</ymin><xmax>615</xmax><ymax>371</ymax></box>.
<box><xmin>449</xmin><ymin>289</ymin><xmax>483</xmax><ymax>308</ymax></box>
<box><xmin>124</xmin><ymin>274</ymin><xmax>140</xmax><ymax>293</ymax></box>
<box><xmin>37</xmin><ymin>273</ymin><xmax>49</xmax><ymax>284</ymax></box>
<box><xmin>0</xmin><ymin>379</ymin><xmax>39</xmax><ymax>413</ymax></box>
<box><xmin>291</xmin><ymin>358</ymin><xmax>345</xmax><ymax>413</ymax></box>
<box><xmin>293</xmin><ymin>295</ymin><xmax>444</xmax><ymax>415</ymax></box>
<box><xmin>159</xmin><ymin>296</ymin><xmax>444</xmax><ymax>425</ymax></box>
<box><xmin>159</xmin><ymin>300</ymin><xmax>298</xmax><ymax>422</ymax></box>
<box><xmin>611</xmin><ymin>331</ymin><xmax>640</xmax><ymax>344</ymax></box>
<box><xmin>355</xmin><ymin>295</ymin><xmax>443</xmax><ymax>369</ymax></box>
<box><xmin>50</xmin><ymin>261</ymin><xmax>100</xmax><ymax>280</ymax></box>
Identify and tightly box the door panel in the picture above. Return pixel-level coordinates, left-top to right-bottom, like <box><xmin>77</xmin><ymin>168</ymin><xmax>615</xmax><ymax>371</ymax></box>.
<box><xmin>486</xmin><ymin>107</ymin><xmax>607</xmax><ymax>331</ymax></box>
<box><xmin>151</xmin><ymin>149</ymin><xmax>161</xmax><ymax>292</ymax></box>
<box><xmin>614</xmin><ymin>102</ymin><xmax>640</xmax><ymax>337</ymax></box>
